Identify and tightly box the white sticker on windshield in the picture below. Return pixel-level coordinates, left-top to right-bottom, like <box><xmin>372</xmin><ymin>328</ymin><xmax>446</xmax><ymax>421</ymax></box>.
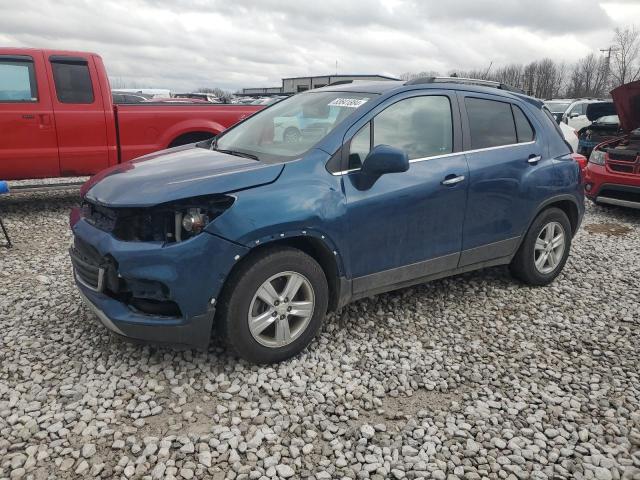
<box><xmin>328</xmin><ymin>97</ymin><xmax>370</xmax><ymax>108</ymax></box>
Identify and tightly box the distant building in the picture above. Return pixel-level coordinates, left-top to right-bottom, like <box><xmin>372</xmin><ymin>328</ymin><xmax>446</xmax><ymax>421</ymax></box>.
<box><xmin>242</xmin><ymin>74</ymin><xmax>399</xmax><ymax>96</ymax></box>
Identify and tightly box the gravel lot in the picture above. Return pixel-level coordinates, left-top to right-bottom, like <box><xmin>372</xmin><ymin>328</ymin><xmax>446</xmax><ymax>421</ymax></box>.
<box><xmin>0</xmin><ymin>190</ymin><xmax>639</xmax><ymax>480</ymax></box>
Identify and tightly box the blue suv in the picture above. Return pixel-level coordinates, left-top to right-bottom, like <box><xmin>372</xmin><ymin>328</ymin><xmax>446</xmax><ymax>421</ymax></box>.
<box><xmin>70</xmin><ymin>78</ymin><xmax>584</xmax><ymax>363</ymax></box>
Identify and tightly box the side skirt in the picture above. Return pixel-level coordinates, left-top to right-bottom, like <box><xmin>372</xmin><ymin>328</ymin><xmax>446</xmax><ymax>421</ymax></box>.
<box><xmin>344</xmin><ymin>236</ymin><xmax>521</xmax><ymax>304</ymax></box>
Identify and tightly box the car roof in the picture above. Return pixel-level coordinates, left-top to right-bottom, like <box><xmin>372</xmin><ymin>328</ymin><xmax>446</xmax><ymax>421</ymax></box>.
<box><xmin>314</xmin><ymin>80</ymin><xmax>543</xmax><ymax>108</ymax></box>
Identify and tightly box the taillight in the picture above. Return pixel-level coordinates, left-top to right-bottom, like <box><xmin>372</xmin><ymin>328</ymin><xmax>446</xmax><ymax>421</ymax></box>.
<box><xmin>570</xmin><ymin>153</ymin><xmax>588</xmax><ymax>171</ymax></box>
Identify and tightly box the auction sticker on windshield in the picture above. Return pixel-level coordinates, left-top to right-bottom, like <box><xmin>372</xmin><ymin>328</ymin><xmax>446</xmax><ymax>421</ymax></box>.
<box><xmin>328</xmin><ymin>98</ymin><xmax>370</xmax><ymax>108</ymax></box>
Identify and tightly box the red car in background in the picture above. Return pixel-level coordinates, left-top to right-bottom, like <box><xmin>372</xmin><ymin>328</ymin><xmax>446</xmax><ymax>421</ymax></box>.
<box><xmin>584</xmin><ymin>81</ymin><xmax>640</xmax><ymax>209</ymax></box>
<box><xmin>0</xmin><ymin>48</ymin><xmax>263</xmax><ymax>181</ymax></box>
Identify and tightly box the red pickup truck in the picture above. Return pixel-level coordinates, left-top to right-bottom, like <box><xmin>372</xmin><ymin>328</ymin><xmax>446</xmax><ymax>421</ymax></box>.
<box><xmin>0</xmin><ymin>48</ymin><xmax>262</xmax><ymax>180</ymax></box>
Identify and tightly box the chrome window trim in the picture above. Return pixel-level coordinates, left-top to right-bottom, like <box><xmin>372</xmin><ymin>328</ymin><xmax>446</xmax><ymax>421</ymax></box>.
<box><xmin>331</xmin><ymin>140</ymin><xmax>536</xmax><ymax>176</ymax></box>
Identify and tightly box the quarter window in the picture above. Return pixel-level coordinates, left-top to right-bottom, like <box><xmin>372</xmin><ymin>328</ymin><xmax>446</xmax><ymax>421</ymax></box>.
<box><xmin>51</xmin><ymin>60</ymin><xmax>94</xmax><ymax>104</ymax></box>
<box><xmin>348</xmin><ymin>123</ymin><xmax>371</xmax><ymax>170</ymax></box>
<box><xmin>512</xmin><ymin>105</ymin><xmax>535</xmax><ymax>142</ymax></box>
<box><xmin>465</xmin><ymin>98</ymin><xmax>517</xmax><ymax>149</ymax></box>
<box><xmin>0</xmin><ymin>58</ymin><xmax>38</xmax><ymax>102</ymax></box>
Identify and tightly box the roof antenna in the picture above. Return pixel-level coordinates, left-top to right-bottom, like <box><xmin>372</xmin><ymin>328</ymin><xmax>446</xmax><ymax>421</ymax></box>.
<box><xmin>335</xmin><ymin>59</ymin><xmax>338</xmax><ymax>76</ymax></box>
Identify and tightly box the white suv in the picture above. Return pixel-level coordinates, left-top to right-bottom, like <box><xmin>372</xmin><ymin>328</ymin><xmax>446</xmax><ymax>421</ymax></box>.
<box><xmin>562</xmin><ymin>99</ymin><xmax>608</xmax><ymax>130</ymax></box>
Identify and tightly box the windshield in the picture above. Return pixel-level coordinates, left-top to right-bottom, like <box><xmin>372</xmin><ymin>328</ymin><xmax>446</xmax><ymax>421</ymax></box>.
<box><xmin>214</xmin><ymin>91</ymin><xmax>375</xmax><ymax>162</ymax></box>
<box><xmin>594</xmin><ymin>115</ymin><xmax>619</xmax><ymax>124</ymax></box>
<box><xmin>544</xmin><ymin>101</ymin><xmax>571</xmax><ymax>113</ymax></box>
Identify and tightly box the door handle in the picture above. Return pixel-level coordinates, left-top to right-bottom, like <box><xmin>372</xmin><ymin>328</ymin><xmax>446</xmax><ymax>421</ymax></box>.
<box><xmin>441</xmin><ymin>175</ymin><xmax>465</xmax><ymax>186</ymax></box>
<box><xmin>528</xmin><ymin>155</ymin><xmax>541</xmax><ymax>165</ymax></box>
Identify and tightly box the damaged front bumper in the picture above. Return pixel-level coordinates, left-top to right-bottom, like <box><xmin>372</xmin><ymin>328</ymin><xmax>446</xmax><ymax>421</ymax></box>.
<box><xmin>70</xmin><ymin>214</ymin><xmax>248</xmax><ymax>348</ymax></box>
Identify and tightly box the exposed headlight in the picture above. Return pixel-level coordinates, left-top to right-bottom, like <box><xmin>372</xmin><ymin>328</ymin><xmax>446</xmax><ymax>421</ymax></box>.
<box><xmin>81</xmin><ymin>195</ymin><xmax>234</xmax><ymax>243</ymax></box>
<box><xmin>589</xmin><ymin>149</ymin><xmax>606</xmax><ymax>165</ymax></box>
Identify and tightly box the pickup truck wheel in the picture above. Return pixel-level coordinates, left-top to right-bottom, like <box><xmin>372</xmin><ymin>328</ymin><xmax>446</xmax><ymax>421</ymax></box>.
<box><xmin>218</xmin><ymin>247</ymin><xmax>328</xmax><ymax>364</ymax></box>
<box><xmin>509</xmin><ymin>207</ymin><xmax>572</xmax><ymax>286</ymax></box>
<box><xmin>283</xmin><ymin>127</ymin><xmax>301</xmax><ymax>143</ymax></box>
<box><xmin>168</xmin><ymin>132</ymin><xmax>215</xmax><ymax>148</ymax></box>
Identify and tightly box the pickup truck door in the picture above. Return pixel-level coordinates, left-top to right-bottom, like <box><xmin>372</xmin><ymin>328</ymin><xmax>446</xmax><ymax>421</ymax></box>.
<box><xmin>46</xmin><ymin>55</ymin><xmax>110</xmax><ymax>176</ymax></box>
<box><xmin>341</xmin><ymin>92</ymin><xmax>468</xmax><ymax>296</ymax></box>
<box><xmin>0</xmin><ymin>52</ymin><xmax>59</xmax><ymax>180</ymax></box>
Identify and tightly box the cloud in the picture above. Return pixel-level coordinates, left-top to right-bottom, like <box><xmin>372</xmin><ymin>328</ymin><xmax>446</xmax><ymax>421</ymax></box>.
<box><xmin>0</xmin><ymin>0</ymin><xmax>626</xmax><ymax>92</ymax></box>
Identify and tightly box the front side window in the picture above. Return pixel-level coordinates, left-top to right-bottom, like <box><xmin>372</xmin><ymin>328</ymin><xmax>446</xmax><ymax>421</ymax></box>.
<box><xmin>51</xmin><ymin>60</ymin><xmax>94</xmax><ymax>104</ymax></box>
<box><xmin>373</xmin><ymin>96</ymin><xmax>453</xmax><ymax>160</ymax></box>
<box><xmin>466</xmin><ymin>97</ymin><xmax>517</xmax><ymax>149</ymax></box>
<box><xmin>215</xmin><ymin>91</ymin><xmax>374</xmax><ymax>162</ymax></box>
<box><xmin>0</xmin><ymin>58</ymin><xmax>38</xmax><ymax>102</ymax></box>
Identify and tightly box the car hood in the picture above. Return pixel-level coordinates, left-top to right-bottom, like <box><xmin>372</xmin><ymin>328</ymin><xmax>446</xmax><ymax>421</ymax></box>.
<box><xmin>610</xmin><ymin>80</ymin><xmax>640</xmax><ymax>132</ymax></box>
<box><xmin>585</xmin><ymin>102</ymin><xmax>616</xmax><ymax>122</ymax></box>
<box><xmin>83</xmin><ymin>145</ymin><xmax>284</xmax><ymax>207</ymax></box>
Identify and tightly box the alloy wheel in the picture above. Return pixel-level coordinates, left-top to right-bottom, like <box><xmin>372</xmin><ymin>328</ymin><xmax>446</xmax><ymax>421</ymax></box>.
<box><xmin>534</xmin><ymin>221</ymin><xmax>566</xmax><ymax>274</ymax></box>
<box><xmin>248</xmin><ymin>271</ymin><xmax>315</xmax><ymax>348</ymax></box>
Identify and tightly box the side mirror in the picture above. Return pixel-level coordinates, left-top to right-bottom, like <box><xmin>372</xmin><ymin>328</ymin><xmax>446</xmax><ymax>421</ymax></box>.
<box><xmin>361</xmin><ymin>145</ymin><xmax>409</xmax><ymax>176</ymax></box>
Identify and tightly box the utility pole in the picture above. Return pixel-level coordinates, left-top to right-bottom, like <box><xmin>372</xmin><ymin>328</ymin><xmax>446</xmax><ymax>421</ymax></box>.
<box><xmin>599</xmin><ymin>45</ymin><xmax>619</xmax><ymax>94</ymax></box>
<box><xmin>483</xmin><ymin>61</ymin><xmax>493</xmax><ymax>80</ymax></box>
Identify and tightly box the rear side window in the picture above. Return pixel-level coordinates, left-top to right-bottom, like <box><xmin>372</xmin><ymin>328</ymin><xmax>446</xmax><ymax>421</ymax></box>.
<box><xmin>465</xmin><ymin>98</ymin><xmax>517</xmax><ymax>149</ymax></box>
<box><xmin>0</xmin><ymin>57</ymin><xmax>38</xmax><ymax>102</ymax></box>
<box><xmin>512</xmin><ymin>105</ymin><xmax>535</xmax><ymax>142</ymax></box>
<box><xmin>51</xmin><ymin>60</ymin><xmax>94</xmax><ymax>104</ymax></box>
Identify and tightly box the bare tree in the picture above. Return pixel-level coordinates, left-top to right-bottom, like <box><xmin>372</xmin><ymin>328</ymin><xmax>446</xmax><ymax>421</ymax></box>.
<box><xmin>566</xmin><ymin>53</ymin><xmax>609</xmax><ymax>98</ymax></box>
<box><xmin>611</xmin><ymin>25</ymin><xmax>640</xmax><ymax>86</ymax></box>
<box><xmin>398</xmin><ymin>71</ymin><xmax>441</xmax><ymax>81</ymax></box>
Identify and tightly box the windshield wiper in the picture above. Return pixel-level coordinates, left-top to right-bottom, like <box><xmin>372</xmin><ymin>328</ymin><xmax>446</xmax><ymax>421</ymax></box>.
<box><xmin>215</xmin><ymin>149</ymin><xmax>260</xmax><ymax>161</ymax></box>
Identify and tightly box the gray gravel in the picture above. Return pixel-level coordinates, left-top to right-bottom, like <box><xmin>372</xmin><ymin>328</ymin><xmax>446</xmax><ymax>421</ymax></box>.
<box><xmin>1</xmin><ymin>190</ymin><xmax>639</xmax><ymax>480</ymax></box>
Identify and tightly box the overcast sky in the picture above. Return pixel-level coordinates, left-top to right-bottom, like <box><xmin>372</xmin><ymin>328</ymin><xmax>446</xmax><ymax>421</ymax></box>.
<box><xmin>1</xmin><ymin>0</ymin><xmax>639</xmax><ymax>92</ymax></box>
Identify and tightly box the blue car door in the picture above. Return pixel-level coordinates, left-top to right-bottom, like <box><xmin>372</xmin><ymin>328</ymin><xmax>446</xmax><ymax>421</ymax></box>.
<box><xmin>341</xmin><ymin>91</ymin><xmax>469</xmax><ymax>295</ymax></box>
<box><xmin>457</xmin><ymin>92</ymin><xmax>556</xmax><ymax>267</ymax></box>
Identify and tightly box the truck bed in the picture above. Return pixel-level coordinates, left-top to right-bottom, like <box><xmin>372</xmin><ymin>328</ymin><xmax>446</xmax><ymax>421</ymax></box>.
<box><xmin>115</xmin><ymin>103</ymin><xmax>262</xmax><ymax>162</ymax></box>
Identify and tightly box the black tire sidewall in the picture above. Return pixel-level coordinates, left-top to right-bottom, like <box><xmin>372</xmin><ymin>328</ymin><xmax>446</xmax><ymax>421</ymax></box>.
<box><xmin>512</xmin><ymin>208</ymin><xmax>572</xmax><ymax>285</ymax></box>
<box><xmin>222</xmin><ymin>248</ymin><xmax>328</xmax><ymax>363</ymax></box>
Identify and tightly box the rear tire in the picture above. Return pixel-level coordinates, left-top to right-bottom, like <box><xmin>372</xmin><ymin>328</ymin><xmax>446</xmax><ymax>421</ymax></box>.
<box><xmin>509</xmin><ymin>207</ymin><xmax>572</xmax><ymax>286</ymax></box>
<box><xmin>217</xmin><ymin>247</ymin><xmax>328</xmax><ymax>364</ymax></box>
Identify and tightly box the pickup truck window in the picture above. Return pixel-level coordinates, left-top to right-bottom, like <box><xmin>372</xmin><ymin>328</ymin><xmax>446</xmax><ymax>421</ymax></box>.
<box><xmin>51</xmin><ymin>60</ymin><xmax>94</xmax><ymax>104</ymax></box>
<box><xmin>0</xmin><ymin>58</ymin><xmax>37</xmax><ymax>102</ymax></box>
<box><xmin>215</xmin><ymin>91</ymin><xmax>375</xmax><ymax>163</ymax></box>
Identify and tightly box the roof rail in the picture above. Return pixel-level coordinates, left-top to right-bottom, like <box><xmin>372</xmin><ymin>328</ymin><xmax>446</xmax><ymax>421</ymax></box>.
<box><xmin>405</xmin><ymin>77</ymin><xmax>525</xmax><ymax>94</ymax></box>
<box><xmin>327</xmin><ymin>80</ymin><xmax>354</xmax><ymax>86</ymax></box>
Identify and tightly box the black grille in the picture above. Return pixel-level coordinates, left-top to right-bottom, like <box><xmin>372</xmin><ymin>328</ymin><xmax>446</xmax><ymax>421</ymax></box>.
<box><xmin>607</xmin><ymin>150</ymin><xmax>638</xmax><ymax>162</ymax></box>
<box><xmin>70</xmin><ymin>247</ymin><xmax>104</xmax><ymax>291</ymax></box>
<box><xmin>609</xmin><ymin>163</ymin><xmax>634</xmax><ymax>173</ymax></box>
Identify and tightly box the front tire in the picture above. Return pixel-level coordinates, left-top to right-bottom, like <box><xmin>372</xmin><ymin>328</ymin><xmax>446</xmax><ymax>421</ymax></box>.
<box><xmin>509</xmin><ymin>208</ymin><xmax>572</xmax><ymax>286</ymax></box>
<box><xmin>218</xmin><ymin>247</ymin><xmax>328</xmax><ymax>364</ymax></box>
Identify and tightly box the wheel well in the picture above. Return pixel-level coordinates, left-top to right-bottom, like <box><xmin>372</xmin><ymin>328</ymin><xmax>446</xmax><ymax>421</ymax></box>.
<box><xmin>168</xmin><ymin>131</ymin><xmax>216</xmax><ymax>148</ymax></box>
<box><xmin>546</xmin><ymin>200</ymin><xmax>579</xmax><ymax>235</ymax></box>
<box><xmin>226</xmin><ymin>237</ymin><xmax>341</xmax><ymax>312</ymax></box>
